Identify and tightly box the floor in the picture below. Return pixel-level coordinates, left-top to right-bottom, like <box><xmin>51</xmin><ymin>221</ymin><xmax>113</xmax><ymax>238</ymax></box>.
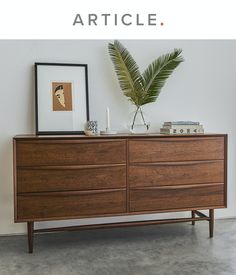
<box><xmin>0</xmin><ymin>219</ymin><xmax>236</xmax><ymax>275</ymax></box>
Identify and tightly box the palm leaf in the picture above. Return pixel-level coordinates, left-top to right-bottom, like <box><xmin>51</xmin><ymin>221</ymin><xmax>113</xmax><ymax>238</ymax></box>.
<box><xmin>142</xmin><ymin>49</ymin><xmax>184</xmax><ymax>105</ymax></box>
<box><xmin>108</xmin><ymin>40</ymin><xmax>145</xmax><ymax>106</ymax></box>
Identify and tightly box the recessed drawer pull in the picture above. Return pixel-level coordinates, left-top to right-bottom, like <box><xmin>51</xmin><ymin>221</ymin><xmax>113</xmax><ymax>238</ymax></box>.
<box><xmin>131</xmin><ymin>160</ymin><xmax>222</xmax><ymax>166</ymax></box>
<box><xmin>18</xmin><ymin>164</ymin><xmax>126</xmax><ymax>170</ymax></box>
<box><xmin>132</xmin><ymin>183</ymin><xmax>224</xmax><ymax>191</ymax></box>
<box><xmin>19</xmin><ymin>139</ymin><xmax>125</xmax><ymax>144</ymax></box>
<box><xmin>19</xmin><ymin>188</ymin><xmax>126</xmax><ymax>196</ymax></box>
<box><xmin>153</xmin><ymin>139</ymin><xmax>216</xmax><ymax>143</ymax></box>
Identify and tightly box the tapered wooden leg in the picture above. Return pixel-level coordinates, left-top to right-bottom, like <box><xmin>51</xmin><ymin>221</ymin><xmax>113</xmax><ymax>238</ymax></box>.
<box><xmin>209</xmin><ymin>209</ymin><xmax>214</xmax><ymax>238</ymax></box>
<box><xmin>27</xmin><ymin>222</ymin><xmax>34</xmax><ymax>253</ymax></box>
<box><xmin>191</xmin><ymin>210</ymin><xmax>195</xmax><ymax>225</ymax></box>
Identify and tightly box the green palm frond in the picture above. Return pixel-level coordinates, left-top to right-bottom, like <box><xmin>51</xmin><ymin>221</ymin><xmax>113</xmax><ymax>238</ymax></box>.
<box><xmin>108</xmin><ymin>41</ymin><xmax>184</xmax><ymax>107</ymax></box>
<box><xmin>108</xmin><ymin>40</ymin><xmax>145</xmax><ymax>106</ymax></box>
<box><xmin>142</xmin><ymin>49</ymin><xmax>184</xmax><ymax>105</ymax></box>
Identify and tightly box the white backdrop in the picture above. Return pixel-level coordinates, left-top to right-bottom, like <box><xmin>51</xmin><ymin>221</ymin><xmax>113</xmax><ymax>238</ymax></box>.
<box><xmin>0</xmin><ymin>40</ymin><xmax>235</xmax><ymax>235</ymax></box>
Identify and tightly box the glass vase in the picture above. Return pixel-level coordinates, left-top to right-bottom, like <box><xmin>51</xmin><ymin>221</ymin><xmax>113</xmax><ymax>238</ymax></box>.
<box><xmin>128</xmin><ymin>106</ymin><xmax>150</xmax><ymax>134</ymax></box>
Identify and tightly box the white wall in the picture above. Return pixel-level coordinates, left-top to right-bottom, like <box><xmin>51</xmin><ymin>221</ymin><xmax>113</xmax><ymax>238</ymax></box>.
<box><xmin>0</xmin><ymin>40</ymin><xmax>235</xmax><ymax>235</ymax></box>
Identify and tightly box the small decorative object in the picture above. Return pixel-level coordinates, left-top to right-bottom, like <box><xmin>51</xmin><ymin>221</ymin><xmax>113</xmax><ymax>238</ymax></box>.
<box><xmin>85</xmin><ymin>120</ymin><xmax>98</xmax><ymax>135</ymax></box>
<box><xmin>100</xmin><ymin>107</ymin><xmax>117</xmax><ymax>135</ymax></box>
<box><xmin>108</xmin><ymin>40</ymin><xmax>184</xmax><ymax>133</ymax></box>
<box><xmin>160</xmin><ymin>121</ymin><xmax>204</xmax><ymax>134</ymax></box>
<box><xmin>84</xmin><ymin>129</ymin><xmax>95</xmax><ymax>136</ymax></box>
<box><xmin>35</xmin><ymin>63</ymin><xmax>89</xmax><ymax>135</ymax></box>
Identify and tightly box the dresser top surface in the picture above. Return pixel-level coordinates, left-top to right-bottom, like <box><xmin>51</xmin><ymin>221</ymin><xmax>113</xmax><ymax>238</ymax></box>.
<box><xmin>13</xmin><ymin>133</ymin><xmax>227</xmax><ymax>140</ymax></box>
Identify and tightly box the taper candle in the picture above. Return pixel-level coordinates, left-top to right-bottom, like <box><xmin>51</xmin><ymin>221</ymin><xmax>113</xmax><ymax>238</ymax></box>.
<box><xmin>106</xmin><ymin>107</ymin><xmax>110</xmax><ymax>130</ymax></box>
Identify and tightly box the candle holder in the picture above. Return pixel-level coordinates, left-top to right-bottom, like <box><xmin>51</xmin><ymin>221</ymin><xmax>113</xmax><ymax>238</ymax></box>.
<box><xmin>84</xmin><ymin>120</ymin><xmax>98</xmax><ymax>136</ymax></box>
<box><xmin>100</xmin><ymin>107</ymin><xmax>117</xmax><ymax>135</ymax></box>
<box><xmin>100</xmin><ymin>128</ymin><xmax>117</xmax><ymax>135</ymax></box>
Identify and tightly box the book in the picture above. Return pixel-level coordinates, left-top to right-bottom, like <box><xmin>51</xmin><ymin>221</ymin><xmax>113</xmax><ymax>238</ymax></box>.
<box><xmin>162</xmin><ymin>124</ymin><xmax>204</xmax><ymax>130</ymax></box>
<box><xmin>160</xmin><ymin>127</ymin><xmax>204</xmax><ymax>134</ymax></box>
<box><xmin>163</xmin><ymin>121</ymin><xmax>200</xmax><ymax>126</ymax></box>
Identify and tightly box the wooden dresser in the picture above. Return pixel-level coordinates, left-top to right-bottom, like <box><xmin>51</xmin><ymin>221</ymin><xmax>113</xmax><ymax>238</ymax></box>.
<box><xmin>13</xmin><ymin>134</ymin><xmax>227</xmax><ymax>252</ymax></box>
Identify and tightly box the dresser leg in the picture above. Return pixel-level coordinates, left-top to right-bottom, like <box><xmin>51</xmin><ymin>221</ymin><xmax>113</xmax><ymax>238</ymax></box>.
<box><xmin>209</xmin><ymin>209</ymin><xmax>214</xmax><ymax>238</ymax></box>
<box><xmin>27</xmin><ymin>222</ymin><xmax>34</xmax><ymax>253</ymax></box>
<box><xmin>191</xmin><ymin>210</ymin><xmax>195</xmax><ymax>225</ymax></box>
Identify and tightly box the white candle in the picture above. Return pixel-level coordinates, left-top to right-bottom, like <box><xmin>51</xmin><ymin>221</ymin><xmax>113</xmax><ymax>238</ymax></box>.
<box><xmin>106</xmin><ymin>107</ymin><xmax>110</xmax><ymax>130</ymax></box>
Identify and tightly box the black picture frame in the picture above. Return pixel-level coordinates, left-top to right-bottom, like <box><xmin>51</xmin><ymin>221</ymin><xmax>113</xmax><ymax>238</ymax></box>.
<box><xmin>35</xmin><ymin>62</ymin><xmax>89</xmax><ymax>135</ymax></box>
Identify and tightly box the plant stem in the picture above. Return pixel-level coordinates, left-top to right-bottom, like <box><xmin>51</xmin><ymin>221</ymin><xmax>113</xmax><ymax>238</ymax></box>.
<box><xmin>139</xmin><ymin>107</ymin><xmax>147</xmax><ymax>126</ymax></box>
<box><xmin>131</xmin><ymin>106</ymin><xmax>140</xmax><ymax>130</ymax></box>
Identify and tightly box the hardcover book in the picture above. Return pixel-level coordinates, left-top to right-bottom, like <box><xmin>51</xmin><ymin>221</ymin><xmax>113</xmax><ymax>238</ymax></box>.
<box><xmin>164</xmin><ymin>121</ymin><xmax>200</xmax><ymax>126</ymax></box>
<box><xmin>160</xmin><ymin>127</ymin><xmax>204</xmax><ymax>134</ymax></box>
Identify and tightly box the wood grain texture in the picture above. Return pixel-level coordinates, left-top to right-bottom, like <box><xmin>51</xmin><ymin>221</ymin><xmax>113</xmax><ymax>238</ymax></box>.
<box><xmin>13</xmin><ymin>134</ymin><xmax>227</xmax><ymax>222</ymax></box>
<box><xmin>34</xmin><ymin>214</ymin><xmax>210</xmax><ymax>233</ymax></box>
<box><xmin>17</xmin><ymin>165</ymin><xmax>126</xmax><ymax>193</ymax></box>
<box><xmin>130</xmin><ymin>183</ymin><xmax>224</xmax><ymax>212</ymax></box>
<box><xmin>224</xmin><ymin>135</ymin><xmax>228</xmax><ymax>207</ymax></box>
<box><xmin>13</xmin><ymin>134</ymin><xmax>226</xmax><ymax>140</ymax></box>
<box><xmin>13</xmin><ymin>139</ymin><xmax>18</xmax><ymax>222</ymax></box>
<box><xmin>27</xmin><ymin>222</ymin><xmax>34</xmax><ymax>253</ymax></box>
<box><xmin>129</xmin><ymin>137</ymin><xmax>224</xmax><ymax>163</ymax></box>
<box><xmin>17</xmin><ymin>189</ymin><xmax>126</xmax><ymax>220</ymax></box>
<box><xmin>129</xmin><ymin>160</ymin><xmax>224</xmax><ymax>187</ymax></box>
<box><xmin>16</xmin><ymin>139</ymin><xmax>126</xmax><ymax>166</ymax></box>
<box><xmin>209</xmin><ymin>209</ymin><xmax>214</xmax><ymax>238</ymax></box>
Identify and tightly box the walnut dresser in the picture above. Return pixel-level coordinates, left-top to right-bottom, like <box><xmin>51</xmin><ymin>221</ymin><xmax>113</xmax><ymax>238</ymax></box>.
<box><xmin>13</xmin><ymin>134</ymin><xmax>227</xmax><ymax>253</ymax></box>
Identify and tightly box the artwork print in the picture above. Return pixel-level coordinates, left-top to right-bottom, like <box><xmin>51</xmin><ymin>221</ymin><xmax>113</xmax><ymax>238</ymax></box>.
<box><xmin>52</xmin><ymin>82</ymin><xmax>73</xmax><ymax>111</ymax></box>
<box><xmin>35</xmin><ymin>63</ymin><xmax>89</xmax><ymax>135</ymax></box>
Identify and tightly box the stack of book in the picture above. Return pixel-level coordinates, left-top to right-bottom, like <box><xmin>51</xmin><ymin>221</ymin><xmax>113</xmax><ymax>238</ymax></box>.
<box><xmin>160</xmin><ymin>121</ymin><xmax>204</xmax><ymax>134</ymax></box>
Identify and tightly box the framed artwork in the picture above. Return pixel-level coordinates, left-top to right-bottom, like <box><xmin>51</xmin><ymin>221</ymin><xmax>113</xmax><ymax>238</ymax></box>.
<box><xmin>35</xmin><ymin>63</ymin><xmax>89</xmax><ymax>135</ymax></box>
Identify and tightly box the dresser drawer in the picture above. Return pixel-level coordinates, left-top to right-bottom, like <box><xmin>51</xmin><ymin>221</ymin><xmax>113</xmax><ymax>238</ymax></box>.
<box><xmin>129</xmin><ymin>137</ymin><xmax>225</xmax><ymax>163</ymax></box>
<box><xmin>130</xmin><ymin>183</ymin><xmax>224</xmax><ymax>212</ymax></box>
<box><xmin>17</xmin><ymin>189</ymin><xmax>126</xmax><ymax>221</ymax></box>
<box><xmin>129</xmin><ymin>160</ymin><xmax>224</xmax><ymax>187</ymax></box>
<box><xmin>17</xmin><ymin>165</ymin><xmax>126</xmax><ymax>193</ymax></box>
<box><xmin>16</xmin><ymin>139</ymin><xmax>126</xmax><ymax>166</ymax></box>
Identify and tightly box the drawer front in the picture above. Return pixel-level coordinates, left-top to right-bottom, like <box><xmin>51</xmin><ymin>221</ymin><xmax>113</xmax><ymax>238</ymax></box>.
<box><xmin>17</xmin><ymin>189</ymin><xmax>126</xmax><ymax>220</ymax></box>
<box><xmin>16</xmin><ymin>139</ymin><xmax>126</xmax><ymax>166</ymax></box>
<box><xmin>129</xmin><ymin>137</ymin><xmax>224</xmax><ymax>163</ymax></box>
<box><xmin>129</xmin><ymin>160</ymin><xmax>224</xmax><ymax>187</ymax></box>
<box><xmin>17</xmin><ymin>165</ymin><xmax>126</xmax><ymax>193</ymax></box>
<box><xmin>130</xmin><ymin>183</ymin><xmax>224</xmax><ymax>212</ymax></box>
